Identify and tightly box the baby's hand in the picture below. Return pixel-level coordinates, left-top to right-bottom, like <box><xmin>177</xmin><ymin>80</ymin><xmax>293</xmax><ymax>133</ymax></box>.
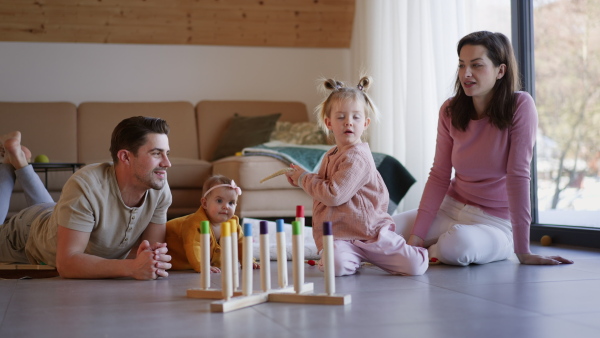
<box><xmin>210</xmin><ymin>266</ymin><xmax>221</xmax><ymax>273</ymax></box>
<box><xmin>253</xmin><ymin>262</ymin><xmax>260</xmax><ymax>269</ymax></box>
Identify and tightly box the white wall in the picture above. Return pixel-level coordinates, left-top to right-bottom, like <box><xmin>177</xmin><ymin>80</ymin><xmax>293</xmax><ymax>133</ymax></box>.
<box><xmin>0</xmin><ymin>42</ymin><xmax>351</xmax><ymax>113</ymax></box>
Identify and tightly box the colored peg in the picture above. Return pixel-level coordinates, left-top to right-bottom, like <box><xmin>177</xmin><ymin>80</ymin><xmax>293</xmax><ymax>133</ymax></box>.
<box><xmin>292</xmin><ymin>220</ymin><xmax>304</xmax><ymax>294</ymax></box>
<box><xmin>322</xmin><ymin>221</ymin><xmax>335</xmax><ymax>295</ymax></box>
<box><xmin>200</xmin><ymin>220</ymin><xmax>211</xmax><ymax>290</ymax></box>
<box><xmin>242</xmin><ymin>223</ymin><xmax>253</xmax><ymax>296</ymax></box>
<box><xmin>276</xmin><ymin>219</ymin><xmax>288</xmax><ymax>288</ymax></box>
<box><xmin>231</xmin><ymin>218</ymin><xmax>239</xmax><ymax>290</ymax></box>
<box><xmin>220</xmin><ymin>222</ymin><xmax>233</xmax><ymax>300</ymax></box>
<box><xmin>259</xmin><ymin>221</ymin><xmax>271</xmax><ymax>292</ymax></box>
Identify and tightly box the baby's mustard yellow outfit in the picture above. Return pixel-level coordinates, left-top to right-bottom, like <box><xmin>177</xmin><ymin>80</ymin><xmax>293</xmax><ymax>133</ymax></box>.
<box><xmin>165</xmin><ymin>207</ymin><xmax>245</xmax><ymax>272</ymax></box>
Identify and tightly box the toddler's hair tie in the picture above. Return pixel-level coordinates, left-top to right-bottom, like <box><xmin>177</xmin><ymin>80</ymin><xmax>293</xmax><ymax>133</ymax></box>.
<box><xmin>202</xmin><ymin>180</ymin><xmax>242</xmax><ymax>198</ymax></box>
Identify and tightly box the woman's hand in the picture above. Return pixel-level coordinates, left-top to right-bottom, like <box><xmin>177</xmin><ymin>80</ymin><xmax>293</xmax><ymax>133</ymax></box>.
<box><xmin>516</xmin><ymin>253</ymin><xmax>574</xmax><ymax>265</ymax></box>
<box><xmin>407</xmin><ymin>234</ymin><xmax>424</xmax><ymax>247</ymax></box>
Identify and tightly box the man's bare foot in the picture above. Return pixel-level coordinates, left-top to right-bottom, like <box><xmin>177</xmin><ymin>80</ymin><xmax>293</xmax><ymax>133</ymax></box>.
<box><xmin>0</xmin><ymin>131</ymin><xmax>32</xmax><ymax>169</ymax></box>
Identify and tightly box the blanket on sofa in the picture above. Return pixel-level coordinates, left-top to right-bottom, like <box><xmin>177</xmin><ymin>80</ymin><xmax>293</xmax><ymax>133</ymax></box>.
<box><xmin>242</xmin><ymin>141</ymin><xmax>416</xmax><ymax>214</ymax></box>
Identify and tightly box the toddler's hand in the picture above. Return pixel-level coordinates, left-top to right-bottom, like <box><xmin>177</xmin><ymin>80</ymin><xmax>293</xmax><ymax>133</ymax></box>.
<box><xmin>285</xmin><ymin>164</ymin><xmax>305</xmax><ymax>187</ymax></box>
<box><xmin>286</xmin><ymin>175</ymin><xmax>298</xmax><ymax>187</ymax></box>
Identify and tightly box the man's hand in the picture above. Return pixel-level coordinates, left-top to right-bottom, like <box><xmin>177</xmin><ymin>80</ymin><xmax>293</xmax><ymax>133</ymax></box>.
<box><xmin>131</xmin><ymin>240</ymin><xmax>172</xmax><ymax>280</ymax></box>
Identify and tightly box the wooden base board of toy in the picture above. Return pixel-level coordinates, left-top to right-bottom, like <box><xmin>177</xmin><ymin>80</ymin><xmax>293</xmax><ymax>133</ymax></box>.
<box><xmin>0</xmin><ymin>264</ymin><xmax>59</xmax><ymax>279</ymax></box>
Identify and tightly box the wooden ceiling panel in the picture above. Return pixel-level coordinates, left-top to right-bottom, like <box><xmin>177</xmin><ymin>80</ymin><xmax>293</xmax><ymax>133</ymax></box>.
<box><xmin>0</xmin><ymin>0</ymin><xmax>355</xmax><ymax>48</ymax></box>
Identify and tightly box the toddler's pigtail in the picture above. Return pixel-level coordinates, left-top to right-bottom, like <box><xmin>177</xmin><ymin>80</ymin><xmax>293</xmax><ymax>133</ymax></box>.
<box><xmin>357</xmin><ymin>76</ymin><xmax>372</xmax><ymax>92</ymax></box>
<box><xmin>324</xmin><ymin>79</ymin><xmax>345</xmax><ymax>92</ymax></box>
<box><xmin>315</xmin><ymin>78</ymin><xmax>344</xmax><ymax>139</ymax></box>
<box><xmin>356</xmin><ymin>76</ymin><xmax>378</xmax><ymax>126</ymax></box>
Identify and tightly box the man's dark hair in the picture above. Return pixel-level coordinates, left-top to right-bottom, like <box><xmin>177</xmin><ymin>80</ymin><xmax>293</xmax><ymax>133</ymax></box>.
<box><xmin>109</xmin><ymin>116</ymin><xmax>170</xmax><ymax>163</ymax></box>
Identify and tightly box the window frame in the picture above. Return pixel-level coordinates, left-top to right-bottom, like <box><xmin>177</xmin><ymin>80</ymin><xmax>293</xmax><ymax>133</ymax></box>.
<box><xmin>512</xmin><ymin>0</ymin><xmax>600</xmax><ymax>248</ymax></box>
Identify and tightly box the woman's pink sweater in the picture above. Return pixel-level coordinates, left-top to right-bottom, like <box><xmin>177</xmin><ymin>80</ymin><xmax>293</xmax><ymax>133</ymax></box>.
<box><xmin>412</xmin><ymin>91</ymin><xmax>537</xmax><ymax>254</ymax></box>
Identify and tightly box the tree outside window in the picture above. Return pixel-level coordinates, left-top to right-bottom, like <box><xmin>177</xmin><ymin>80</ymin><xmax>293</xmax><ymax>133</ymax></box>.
<box><xmin>534</xmin><ymin>0</ymin><xmax>600</xmax><ymax>227</ymax></box>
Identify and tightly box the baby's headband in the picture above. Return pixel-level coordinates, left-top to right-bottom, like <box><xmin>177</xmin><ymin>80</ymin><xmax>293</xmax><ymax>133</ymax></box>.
<box><xmin>202</xmin><ymin>180</ymin><xmax>242</xmax><ymax>198</ymax></box>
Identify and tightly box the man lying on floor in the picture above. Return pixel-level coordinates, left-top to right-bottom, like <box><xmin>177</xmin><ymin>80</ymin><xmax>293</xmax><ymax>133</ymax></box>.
<box><xmin>0</xmin><ymin>117</ymin><xmax>173</xmax><ymax>280</ymax></box>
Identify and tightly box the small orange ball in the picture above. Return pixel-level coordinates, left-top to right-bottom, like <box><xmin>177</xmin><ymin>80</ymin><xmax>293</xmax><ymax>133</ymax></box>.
<box><xmin>540</xmin><ymin>235</ymin><xmax>552</xmax><ymax>246</ymax></box>
<box><xmin>306</xmin><ymin>260</ymin><xmax>316</xmax><ymax>266</ymax></box>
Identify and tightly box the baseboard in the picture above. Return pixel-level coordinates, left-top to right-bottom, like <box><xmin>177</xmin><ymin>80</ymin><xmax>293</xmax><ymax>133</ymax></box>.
<box><xmin>530</xmin><ymin>224</ymin><xmax>600</xmax><ymax>249</ymax></box>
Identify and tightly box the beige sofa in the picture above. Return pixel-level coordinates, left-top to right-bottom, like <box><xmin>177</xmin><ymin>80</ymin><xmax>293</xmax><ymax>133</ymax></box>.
<box><xmin>1</xmin><ymin>100</ymin><xmax>312</xmax><ymax>220</ymax></box>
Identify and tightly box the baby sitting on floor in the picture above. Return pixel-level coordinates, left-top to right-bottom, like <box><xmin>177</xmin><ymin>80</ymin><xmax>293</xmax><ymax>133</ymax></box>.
<box><xmin>165</xmin><ymin>175</ymin><xmax>259</xmax><ymax>273</ymax></box>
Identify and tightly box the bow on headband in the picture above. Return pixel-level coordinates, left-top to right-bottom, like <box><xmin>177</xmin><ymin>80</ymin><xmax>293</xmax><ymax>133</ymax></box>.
<box><xmin>202</xmin><ymin>180</ymin><xmax>242</xmax><ymax>198</ymax></box>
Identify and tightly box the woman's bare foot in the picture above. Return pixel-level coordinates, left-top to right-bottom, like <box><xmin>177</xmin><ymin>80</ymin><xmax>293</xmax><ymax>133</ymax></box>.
<box><xmin>0</xmin><ymin>131</ymin><xmax>32</xmax><ymax>169</ymax></box>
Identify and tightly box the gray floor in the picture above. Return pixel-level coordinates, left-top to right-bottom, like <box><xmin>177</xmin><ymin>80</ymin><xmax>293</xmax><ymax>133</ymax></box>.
<box><xmin>1</xmin><ymin>243</ymin><xmax>600</xmax><ymax>338</ymax></box>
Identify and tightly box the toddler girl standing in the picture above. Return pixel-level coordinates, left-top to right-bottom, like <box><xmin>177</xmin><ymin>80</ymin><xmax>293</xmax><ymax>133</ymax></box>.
<box><xmin>286</xmin><ymin>77</ymin><xmax>428</xmax><ymax>276</ymax></box>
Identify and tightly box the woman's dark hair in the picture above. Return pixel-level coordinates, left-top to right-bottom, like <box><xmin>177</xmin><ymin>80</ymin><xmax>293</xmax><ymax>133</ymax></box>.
<box><xmin>448</xmin><ymin>31</ymin><xmax>521</xmax><ymax>131</ymax></box>
<box><xmin>109</xmin><ymin>116</ymin><xmax>170</xmax><ymax>163</ymax></box>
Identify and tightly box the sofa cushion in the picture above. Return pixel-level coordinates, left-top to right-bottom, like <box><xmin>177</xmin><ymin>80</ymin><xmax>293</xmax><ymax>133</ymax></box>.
<box><xmin>1</xmin><ymin>101</ymin><xmax>79</xmax><ymax>219</ymax></box>
<box><xmin>212</xmin><ymin>113</ymin><xmax>281</xmax><ymax>160</ymax></box>
<box><xmin>0</xmin><ymin>102</ymin><xmax>78</xmax><ymax>163</ymax></box>
<box><xmin>77</xmin><ymin>101</ymin><xmax>199</xmax><ymax>164</ymax></box>
<box><xmin>167</xmin><ymin>157</ymin><xmax>212</xmax><ymax>188</ymax></box>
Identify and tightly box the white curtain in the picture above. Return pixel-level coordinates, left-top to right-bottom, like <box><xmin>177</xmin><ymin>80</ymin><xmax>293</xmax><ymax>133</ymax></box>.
<box><xmin>351</xmin><ymin>0</ymin><xmax>500</xmax><ymax>212</ymax></box>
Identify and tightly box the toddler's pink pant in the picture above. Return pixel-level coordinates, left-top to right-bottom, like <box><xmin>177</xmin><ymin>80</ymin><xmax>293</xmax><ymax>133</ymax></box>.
<box><xmin>318</xmin><ymin>224</ymin><xmax>428</xmax><ymax>276</ymax></box>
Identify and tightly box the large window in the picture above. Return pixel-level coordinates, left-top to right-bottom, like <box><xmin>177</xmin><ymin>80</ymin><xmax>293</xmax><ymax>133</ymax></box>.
<box><xmin>533</xmin><ymin>0</ymin><xmax>600</xmax><ymax>229</ymax></box>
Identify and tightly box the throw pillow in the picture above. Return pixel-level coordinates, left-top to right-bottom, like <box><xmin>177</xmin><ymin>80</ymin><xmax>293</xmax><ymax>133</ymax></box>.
<box><xmin>212</xmin><ymin>113</ymin><xmax>282</xmax><ymax>160</ymax></box>
<box><xmin>270</xmin><ymin>121</ymin><xmax>328</xmax><ymax>145</ymax></box>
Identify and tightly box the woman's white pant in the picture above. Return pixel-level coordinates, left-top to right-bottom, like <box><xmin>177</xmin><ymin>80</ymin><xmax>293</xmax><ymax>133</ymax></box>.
<box><xmin>392</xmin><ymin>196</ymin><xmax>513</xmax><ymax>266</ymax></box>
